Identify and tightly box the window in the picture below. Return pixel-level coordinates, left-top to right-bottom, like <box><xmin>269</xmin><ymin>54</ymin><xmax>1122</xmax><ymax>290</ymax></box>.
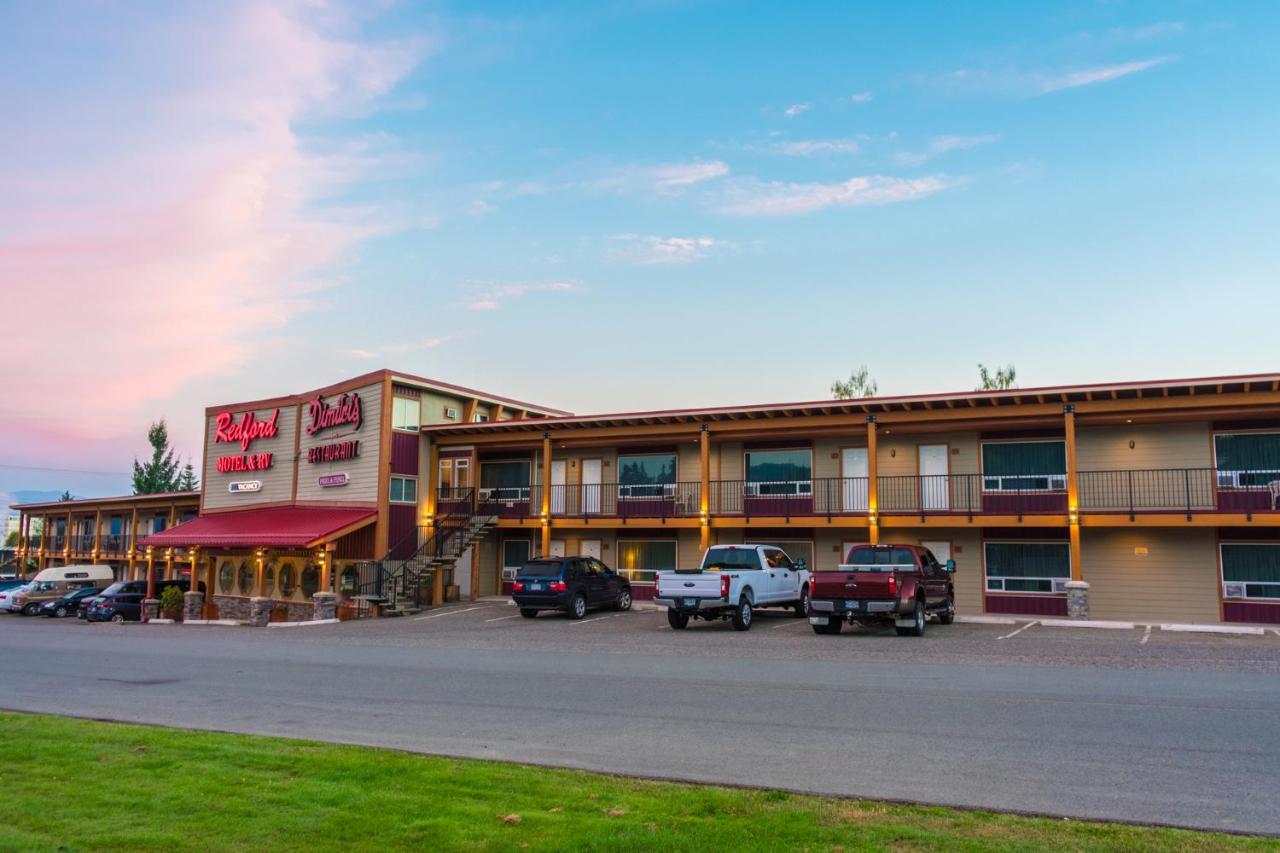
<box><xmin>279</xmin><ymin>562</ymin><xmax>297</xmax><ymax>597</ymax></box>
<box><xmin>301</xmin><ymin>564</ymin><xmax>320</xmax><ymax>598</ymax></box>
<box><xmin>480</xmin><ymin>461</ymin><xmax>531</xmax><ymax>502</ymax></box>
<box><xmin>1221</xmin><ymin>544</ymin><xmax>1280</xmax><ymax>600</ymax></box>
<box><xmin>263</xmin><ymin>561</ymin><xmax>276</xmax><ymax>596</ymax></box>
<box><xmin>617</xmin><ymin>539</ymin><xmax>677</xmax><ymax>584</ymax></box>
<box><xmin>745</xmin><ymin>449</ymin><xmax>813</xmax><ymax>496</ymax></box>
<box><xmin>1214</xmin><ymin>433</ymin><xmax>1280</xmax><ymax>487</ymax></box>
<box><xmin>984</xmin><ymin>542</ymin><xmax>1071</xmax><ymax>593</ymax></box>
<box><xmin>763</xmin><ymin>549</ymin><xmax>794</xmax><ymax>569</ymax></box>
<box><xmin>700</xmin><ymin>546</ymin><xmax>760</xmax><ymax>571</ymax></box>
<box><xmin>390</xmin><ymin>476</ymin><xmax>418</xmax><ymax>503</ymax></box>
<box><xmin>474</xmin><ymin>412</ymin><xmax>489</xmax><ymax>423</ymax></box>
<box><xmin>153</xmin><ymin>515</ymin><xmax>167</xmax><ymax>533</ymax></box>
<box><xmin>981</xmin><ymin>441</ymin><xmax>1066</xmax><ymax>492</ymax></box>
<box><xmin>237</xmin><ymin>561</ymin><xmax>253</xmax><ymax>594</ymax></box>
<box><xmin>617</xmin><ymin>453</ymin><xmax>677</xmax><ymax>499</ymax></box>
<box><xmin>392</xmin><ymin>397</ymin><xmax>421</xmax><ymax>431</ymax></box>
<box><xmin>503</xmin><ymin>539</ymin><xmax>531</xmax><ymax>571</ymax></box>
<box><xmin>756</xmin><ymin>541</ymin><xmax>813</xmax><ymax>570</ymax></box>
<box><xmin>218</xmin><ymin>561</ymin><xmax>234</xmax><ymax>593</ymax></box>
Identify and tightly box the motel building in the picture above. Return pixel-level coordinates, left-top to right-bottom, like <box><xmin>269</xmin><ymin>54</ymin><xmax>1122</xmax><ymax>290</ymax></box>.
<box><xmin>10</xmin><ymin>370</ymin><xmax>1280</xmax><ymax>626</ymax></box>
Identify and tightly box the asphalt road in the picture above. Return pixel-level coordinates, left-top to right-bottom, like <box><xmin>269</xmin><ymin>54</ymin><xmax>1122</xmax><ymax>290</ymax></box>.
<box><xmin>3</xmin><ymin>607</ymin><xmax>1279</xmax><ymax>836</ymax></box>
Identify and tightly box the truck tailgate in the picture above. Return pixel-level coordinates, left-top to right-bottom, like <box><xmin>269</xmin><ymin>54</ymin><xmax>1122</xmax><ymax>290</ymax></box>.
<box><xmin>656</xmin><ymin>571</ymin><xmax>723</xmax><ymax>599</ymax></box>
<box><xmin>811</xmin><ymin>569</ymin><xmax>899</xmax><ymax>600</ymax></box>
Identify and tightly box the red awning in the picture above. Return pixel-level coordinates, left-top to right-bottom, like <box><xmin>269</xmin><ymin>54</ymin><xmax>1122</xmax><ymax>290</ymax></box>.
<box><xmin>140</xmin><ymin>506</ymin><xmax>376</xmax><ymax>549</ymax></box>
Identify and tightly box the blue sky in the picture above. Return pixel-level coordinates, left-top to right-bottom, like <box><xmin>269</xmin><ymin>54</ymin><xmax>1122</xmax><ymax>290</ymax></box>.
<box><xmin>2</xmin><ymin>1</ymin><xmax>1278</xmax><ymax>505</ymax></box>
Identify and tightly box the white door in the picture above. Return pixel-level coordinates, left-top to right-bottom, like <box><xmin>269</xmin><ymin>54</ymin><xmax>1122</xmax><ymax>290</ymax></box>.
<box><xmin>581</xmin><ymin>459</ymin><xmax>602</xmax><ymax>514</ymax></box>
<box><xmin>579</xmin><ymin>539</ymin><xmax>602</xmax><ymax>560</ymax></box>
<box><xmin>841</xmin><ymin>447</ymin><xmax>869</xmax><ymax>511</ymax></box>
<box><xmin>548</xmin><ymin>538</ymin><xmax>566</xmax><ymax>558</ymax></box>
<box><xmin>550</xmin><ymin>460</ymin><xmax>567</xmax><ymax>514</ymax></box>
<box><xmin>918</xmin><ymin>444</ymin><xmax>950</xmax><ymax>510</ymax></box>
<box><xmin>920</xmin><ymin>540</ymin><xmax>951</xmax><ymax>564</ymax></box>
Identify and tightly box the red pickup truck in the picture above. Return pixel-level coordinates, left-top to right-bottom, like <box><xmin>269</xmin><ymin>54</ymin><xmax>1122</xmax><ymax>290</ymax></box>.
<box><xmin>807</xmin><ymin>544</ymin><xmax>955</xmax><ymax>637</ymax></box>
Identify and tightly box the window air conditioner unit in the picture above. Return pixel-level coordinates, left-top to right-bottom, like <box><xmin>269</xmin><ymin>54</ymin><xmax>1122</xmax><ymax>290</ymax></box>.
<box><xmin>1051</xmin><ymin>578</ymin><xmax>1070</xmax><ymax>593</ymax></box>
<box><xmin>501</xmin><ymin>567</ymin><xmax>519</xmax><ymax>582</ymax></box>
<box><xmin>445</xmin><ymin>406</ymin><xmax>459</xmax><ymax>419</ymax></box>
<box><xmin>1223</xmin><ymin>582</ymin><xmax>1247</xmax><ymax>599</ymax></box>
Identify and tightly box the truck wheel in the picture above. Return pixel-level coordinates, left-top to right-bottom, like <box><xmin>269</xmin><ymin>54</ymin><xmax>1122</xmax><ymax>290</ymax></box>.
<box><xmin>519</xmin><ymin>608</ymin><xmax>538</xmax><ymax>619</ymax></box>
<box><xmin>22</xmin><ymin>603</ymin><xmax>41</xmax><ymax>616</ymax></box>
<box><xmin>568</xmin><ymin>594</ymin><xmax>587</xmax><ymax>620</ymax></box>
<box><xmin>731</xmin><ymin>596</ymin><xmax>753</xmax><ymax>631</ymax></box>
<box><xmin>811</xmin><ymin>620</ymin><xmax>842</xmax><ymax>635</ymax></box>
<box><xmin>666</xmin><ymin>609</ymin><xmax>689</xmax><ymax>630</ymax></box>
<box><xmin>896</xmin><ymin>598</ymin><xmax>926</xmax><ymax>637</ymax></box>
<box><xmin>937</xmin><ymin>594</ymin><xmax>955</xmax><ymax>625</ymax></box>
<box><xmin>794</xmin><ymin>585</ymin><xmax>810</xmax><ymax>617</ymax></box>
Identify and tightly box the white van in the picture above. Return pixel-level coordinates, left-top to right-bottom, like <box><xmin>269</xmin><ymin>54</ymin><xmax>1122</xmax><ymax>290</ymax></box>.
<box><xmin>7</xmin><ymin>564</ymin><xmax>116</xmax><ymax>615</ymax></box>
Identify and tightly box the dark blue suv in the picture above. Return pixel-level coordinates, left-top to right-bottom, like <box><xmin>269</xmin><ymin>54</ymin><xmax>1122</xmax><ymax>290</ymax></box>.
<box><xmin>511</xmin><ymin>556</ymin><xmax>632</xmax><ymax>619</ymax></box>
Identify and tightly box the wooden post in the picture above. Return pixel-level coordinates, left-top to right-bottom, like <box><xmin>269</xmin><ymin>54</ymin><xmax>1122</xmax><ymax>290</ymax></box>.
<box><xmin>425</xmin><ymin>439</ymin><xmax>439</xmax><ymax>542</ymax></box>
<box><xmin>540</xmin><ymin>432</ymin><xmax>552</xmax><ymax>557</ymax></box>
<box><xmin>463</xmin><ymin>397</ymin><xmax>478</xmax><ymax>424</ymax></box>
<box><xmin>165</xmin><ymin>549</ymin><xmax>174</xmax><ymax>581</ymax></box>
<box><xmin>492</xmin><ymin>404</ymin><xmax>506</xmax><ymax>421</ymax></box>
<box><xmin>1065</xmin><ymin>406</ymin><xmax>1083</xmax><ymax>581</ymax></box>
<box><xmin>65</xmin><ymin>510</ymin><xmax>72</xmax><ymax>560</ymax></box>
<box><xmin>128</xmin><ymin>508</ymin><xmax>139</xmax><ymax>580</ymax></box>
<box><xmin>144</xmin><ymin>548</ymin><xmax>155</xmax><ymax>618</ymax></box>
<box><xmin>699</xmin><ymin>424</ymin><xmax>711</xmax><ymax>552</ymax></box>
<box><xmin>319</xmin><ymin>544</ymin><xmax>333</xmax><ymax>593</ymax></box>
<box><xmin>433</xmin><ymin>559</ymin><xmax>445</xmax><ymax>606</ymax></box>
<box><xmin>866</xmin><ymin>418</ymin><xmax>880</xmax><ymax>545</ymax></box>
<box><xmin>92</xmin><ymin>509</ymin><xmax>102</xmax><ymax>563</ymax></box>
<box><xmin>256</xmin><ymin>551</ymin><xmax>266</xmax><ymax>597</ymax></box>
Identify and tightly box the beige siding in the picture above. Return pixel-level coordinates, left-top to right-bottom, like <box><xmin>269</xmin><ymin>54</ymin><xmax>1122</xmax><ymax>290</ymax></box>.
<box><xmin>295</xmin><ymin>382</ymin><xmax>383</xmax><ymax>504</ymax></box>
<box><xmin>677</xmin><ymin>444</ymin><xmax>701</xmax><ymax>483</ymax></box>
<box><xmin>420</xmin><ymin>391</ymin><xmax>467</xmax><ymax>426</ymax></box>
<box><xmin>718</xmin><ymin>441</ymin><xmax>743</xmax><ymax>481</ymax></box>
<box><xmin>1076</xmin><ymin>422</ymin><xmax>1212</xmax><ymax>471</ymax></box>
<box><xmin>813</xmin><ymin>438</ymin><xmax>847</xmax><ymax>479</ymax></box>
<box><xmin>877</xmin><ymin>432</ymin><xmax>980</xmax><ymax>476</ymax></box>
<box><xmin>1082</xmin><ymin>528</ymin><xmax>1221</xmax><ymax>624</ymax></box>
<box><xmin>203</xmin><ymin>405</ymin><xmax>299</xmax><ymax>511</ymax></box>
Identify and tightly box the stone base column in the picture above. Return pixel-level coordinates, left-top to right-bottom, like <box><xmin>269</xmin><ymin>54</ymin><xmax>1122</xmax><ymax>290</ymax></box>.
<box><xmin>182</xmin><ymin>591</ymin><xmax>204</xmax><ymax>623</ymax></box>
<box><xmin>1065</xmin><ymin>581</ymin><xmax>1089</xmax><ymax>620</ymax></box>
<box><xmin>312</xmin><ymin>592</ymin><xmax>337</xmax><ymax>621</ymax></box>
<box><xmin>143</xmin><ymin>599</ymin><xmax>160</xmax><ymax>621</ymax></box>
<box><xmin>248</xmin><ymin>597</ymin><xmax>271</xmax><ymax>627</ymax></box>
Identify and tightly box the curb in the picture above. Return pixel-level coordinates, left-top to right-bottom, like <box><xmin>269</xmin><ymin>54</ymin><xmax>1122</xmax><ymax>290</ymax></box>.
<box><xmin>148</xmin><ymin>618</ymin><xmax>175</xmax><ymax>625</ymax></box>
<box><xmin>1160</xmin><ymin>623</ymin><xmax>1266</xmax><ymax>636</ymax></box>
<box><xmin>184</xmin><ymin>619</ymin><xmax>242</xmax><ymax>627</ymax></box>
<box><xmin>1039</xmin><ymin>619</ymin><xmax>1135</xmax><ymax>630</ymax></box>
<box><xmin>955</xmin><ymin>615</ymin><xmax>1016</xmax><ymax>625</ymax></box>
<box><xmin>266</xmin><ymin>618</ymin><xmax>341</xmax><ymax>629</ymax></box>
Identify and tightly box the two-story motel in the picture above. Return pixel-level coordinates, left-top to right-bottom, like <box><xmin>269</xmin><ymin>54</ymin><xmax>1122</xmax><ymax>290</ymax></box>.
<box><xmin>11</xmin><ymin>370</ymin><xmax>1280</xmax><ymax>625</ymax></box>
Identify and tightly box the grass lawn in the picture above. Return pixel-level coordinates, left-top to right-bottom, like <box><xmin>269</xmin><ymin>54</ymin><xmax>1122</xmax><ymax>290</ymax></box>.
<box><xmin>0</xmin><ymin>712</ymin><xmax>1268</xmax><ymax>852</ymax></box>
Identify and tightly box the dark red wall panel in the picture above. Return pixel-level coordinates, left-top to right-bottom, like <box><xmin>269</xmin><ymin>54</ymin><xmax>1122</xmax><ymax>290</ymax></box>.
<box><xmin>1223</xmin><ymin>601</ymin><xmax>1280</xmax><ymax>624</ymax></box>
<box><xmin>391</xmin><ymin>432</ymin><xmax>419</xmax><ymax>476</ymax></box>
<box><xmin>984</xmin><ymin>594</ymin><xmax>1068</xmax><ymax>617</ymax></box>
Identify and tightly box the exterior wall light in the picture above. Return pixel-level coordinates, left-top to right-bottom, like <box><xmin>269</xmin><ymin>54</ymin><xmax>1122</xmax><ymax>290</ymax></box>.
<box><xmin>1068</xmin><ymin>507</ymin><xmax>1080</xmax><ymax>525</ymax></box>
<box><xmin>868</xmin><ymin>510</ymin><xmax>879</xmax><ymax>526</ymax></box>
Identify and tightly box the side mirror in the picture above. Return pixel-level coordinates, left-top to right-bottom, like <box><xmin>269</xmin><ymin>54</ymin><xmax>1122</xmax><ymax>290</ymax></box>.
<box><xmin>795</xmin><ymin>559</ymin><xmax>807</xmax><ymax>571</ymax></box>
<box><xmin>945</xmin><ymin>559</ymin><xmax>956</xmax><ymax>573</ymax></box>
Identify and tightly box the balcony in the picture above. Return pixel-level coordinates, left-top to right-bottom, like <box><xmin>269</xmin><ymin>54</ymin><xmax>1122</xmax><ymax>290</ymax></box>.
<box><xmin>461</xmin><ymin>469</ymin><xmax>1280</xmax><ymax>523</ymax></box>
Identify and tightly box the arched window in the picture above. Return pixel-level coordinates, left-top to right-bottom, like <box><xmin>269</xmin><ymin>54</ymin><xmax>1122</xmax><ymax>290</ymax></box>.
<box><xmin>237</xmin><ymin>560</ymin><xmax>253</xmax><ymax>594</ymax></box>
<box><xmin>263</xmin><ymin>560</ymin><xmax>276</xmax><ymax>597</ymax></box>
<box><xmin>301</xmin><ymin>563</ymin><xmax>320</xmax><ymax>598</ymax></box>
<box><xmin>218</xmin><ymin>561</ymin><xmax>234</xmax><ymax>593</ymax></box>
<box><xmin>279</xmin><ymin>562</ymin><xmax>297</xmax><ymax>598</ymax></box>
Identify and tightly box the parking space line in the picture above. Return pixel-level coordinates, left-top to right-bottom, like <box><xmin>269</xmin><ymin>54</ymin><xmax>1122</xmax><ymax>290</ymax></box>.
<box><xmin>485</xmin><ymin>614</ymin><xmax>521</xmax><ymax>623</ymax></box>
<box><xmin>1272</xmin><ymin>629</ymin><xmax>1280</xmax><ymax>639</ymax></box>
<box><xmin>997</xmin><ymin>621</ymin><xmax>1038</xmax><ymax>640</ymax></box>
<box><xmin>771</xmin><ymin>619</ymin><xmax>808</xmax><ymax>629</ymax></box>
<box><xmin>412</xmin><ymin>606</ymin><xmax>490</xmax><ymax>621</ymax></box>
<box><xmin>569</xmin><ymin>615</ymin><xmax>613</xmax><ymax>625</ymax></box>
<box><xmin>1140</xmin><ymin>625</ymin><xmax>1152</xmax><ymax>645</ymax></box>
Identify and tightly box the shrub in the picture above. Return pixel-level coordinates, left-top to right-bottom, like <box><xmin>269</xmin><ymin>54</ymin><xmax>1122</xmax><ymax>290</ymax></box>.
<box><xmin>159</xmin><ymin>585</ymin><xmax>184</xmax><ymax>620</ymax></box>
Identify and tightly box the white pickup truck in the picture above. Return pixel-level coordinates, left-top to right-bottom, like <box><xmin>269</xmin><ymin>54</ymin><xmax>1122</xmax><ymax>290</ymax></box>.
<box><xmin>654</xmin><ymin>544</ymin><xmax>811</xmax><ymax>631</ymax></box>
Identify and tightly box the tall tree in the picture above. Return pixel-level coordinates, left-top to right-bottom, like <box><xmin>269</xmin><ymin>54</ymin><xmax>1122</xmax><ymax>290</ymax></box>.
<box><xmin>977</xmin><ymin>364</ymin><xmax>1017</xmax><ymax>391</ymax></box>
<box><xmin>132</xmin><ymin>419</ymin><xmax>180</xmax><ymax>494</ymax></box>
<box><xmin>831</xmin><ymin>366</ymin><xmax>878</xmax><ymax>399</ymax></box>
<box><xmin>176</xmin><ymin>461</ymin><xmax>200</xmax><ymax>492</ymax></box>
<box><xmin>58</xmin><ymin>490</ymin><xmax>75</xmax><ymax>502</ymax></box>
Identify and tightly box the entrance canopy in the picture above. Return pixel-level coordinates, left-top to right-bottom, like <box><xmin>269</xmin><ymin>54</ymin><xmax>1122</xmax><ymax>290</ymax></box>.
<box><xmin>140</xmin><ymin>506</ymin><xmax>375</xmax><ymax>550</ymax></box>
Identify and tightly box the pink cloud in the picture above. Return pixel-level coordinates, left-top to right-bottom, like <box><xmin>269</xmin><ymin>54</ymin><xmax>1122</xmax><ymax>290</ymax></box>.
<box><xmin>1</xmin><ymin>3</ymin><xmax>428</xmax><ymax>473</ymax></box>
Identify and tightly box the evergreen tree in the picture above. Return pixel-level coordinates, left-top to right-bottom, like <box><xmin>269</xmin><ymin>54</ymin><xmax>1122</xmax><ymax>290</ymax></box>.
<box><xmin>132</xmin><ymin>419</ymin><xmax>180</xmax><ymax>494</ymax></box>
<box><xmin>58</xmin><ymin>490</ymin><xmax>75</xmax><ymax>502</ymax></box>
<box><xmin>176</xmin><ymin>461</ymin><xmax>200</xmax><ymax>492</ymax></box>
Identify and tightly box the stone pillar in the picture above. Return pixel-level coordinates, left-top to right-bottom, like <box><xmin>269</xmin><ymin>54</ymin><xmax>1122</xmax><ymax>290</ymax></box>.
<box><xmin>248</xmin><ymin>596</ymin><xmax>271</xmax><ymax>627</ymax></box>
<box><xmin>1065</xmin><ymin>580</ymin><xmax>1089</xmax><ymax>620</ymax></box>
<box><xmin>312</xmin><ymin>592</ymin><xmax>337</xmax><ymax>621</ymax></box>
<box><xmin>183</xmin><ymin>590</ymin><xmax>204</xmax><ymax>623</ymax></box>
<box><xmin>143</xmin><ymin>598</ymin><xmax>161</xmax><ymax>621</ymax></box>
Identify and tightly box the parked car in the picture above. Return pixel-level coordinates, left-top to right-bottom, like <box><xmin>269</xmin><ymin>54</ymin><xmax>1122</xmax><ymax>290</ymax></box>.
<box><xmin>9</xmin><ymin>565</ymin><xmax>116</xmax><ymax>615</ymax></box>
<box><xmin>80</xmin><ymin>579</ymin><xmax>194</xmax><ymax>621</ymax></box>
<box><xmin>0</xmin><ymin>579</ymin><xmax>26</xmax><ymax>595</ymax></box>
<box><xmin>0</xmin><ymin>581</ymin><xmax>34</xmax><ymax>613</ymax></box>
<box><xmin>654</xmin><ymin>544</ymin><xmax>810</xmax><ymax>631</ymax></box>
<box><xmin>86</xmin><ymin>591</ymin><xmax>147</xmax><ymax>623</ymax></box>
<box><xmin>40</xmin><ymin>587</ymin><xmax>104</xmax><ymax>618</ymax></box>
<box><xmin>511</xmin><ymin>556</ymin><xmax>632</xmax><ymax>619</ymax></box>
<box><xmin>808</xmin><ymin>544</ymin><xmax>955</xmax><ymax>637</ymax></box>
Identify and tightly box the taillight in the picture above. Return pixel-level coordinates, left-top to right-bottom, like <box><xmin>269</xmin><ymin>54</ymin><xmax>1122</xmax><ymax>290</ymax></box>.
<box><xmin>888</xmin><ymin>574</ymin><xmax>897</xmax><ymax>595</ymax></box>
<box><xmin>512</xmin><ymin>581</ymin><xmax>524</xmax><ymax>592</ymax></box>
<box><xmin>549</xmin><ymin>581</ymin><xmax>567</xmax><ymax>593</ymax></box>
<box><xmin>720</xmin><ymin>575</ymin><xmax>730</xmax><ymax>599</ymax></box>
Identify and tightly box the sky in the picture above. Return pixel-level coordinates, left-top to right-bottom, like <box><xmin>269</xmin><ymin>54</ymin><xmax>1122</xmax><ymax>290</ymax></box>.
<box><xmin>2</xmin><ymin>0</ymin><xmax>1278</xmax><ymax>508</ymax></box>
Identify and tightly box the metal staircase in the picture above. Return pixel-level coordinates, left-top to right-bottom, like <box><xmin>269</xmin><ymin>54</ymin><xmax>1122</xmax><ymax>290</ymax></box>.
<box><xmin>353</xmin><ymin>489</ymin><xmax>496</xmax><ymax>616</ymax></box>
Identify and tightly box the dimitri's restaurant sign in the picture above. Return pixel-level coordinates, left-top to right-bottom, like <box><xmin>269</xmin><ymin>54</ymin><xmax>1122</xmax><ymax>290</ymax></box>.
<box><xmin>214</xmin><ymin>409</ymin><xmax>280</xmax><ymax>473</ymax></box>
<box><xmin>305</xmin><ymin>392</ymin><xmax>363</xmax><ymax>465</ymax></box>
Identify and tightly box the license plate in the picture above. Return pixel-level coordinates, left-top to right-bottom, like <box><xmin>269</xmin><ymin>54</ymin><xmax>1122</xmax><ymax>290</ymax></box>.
<box><xmin>809</xmin><ymin>616</ymin><xmax>829</xmax><ymax>625</ymax></box>
<box><xmin>683</xmin><ymin>598</ymin><xmax>698</xmax><ymax>607</ymax></box>
<box><xmin>845</xmin><ymin>600</ymin><xmax>859</xmax><ymax>609</ymax></box>
<box><xmin>528</xmin><ymin>584</ymin><xmax>543</xmax><ymax>592</ymax></box>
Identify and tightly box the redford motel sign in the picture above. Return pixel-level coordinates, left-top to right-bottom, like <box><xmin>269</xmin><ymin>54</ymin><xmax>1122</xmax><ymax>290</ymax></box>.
<box><xmin>214</xmin><ymin>408</ymin><xmax>281</xmax><ymax>473</ymax></box>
